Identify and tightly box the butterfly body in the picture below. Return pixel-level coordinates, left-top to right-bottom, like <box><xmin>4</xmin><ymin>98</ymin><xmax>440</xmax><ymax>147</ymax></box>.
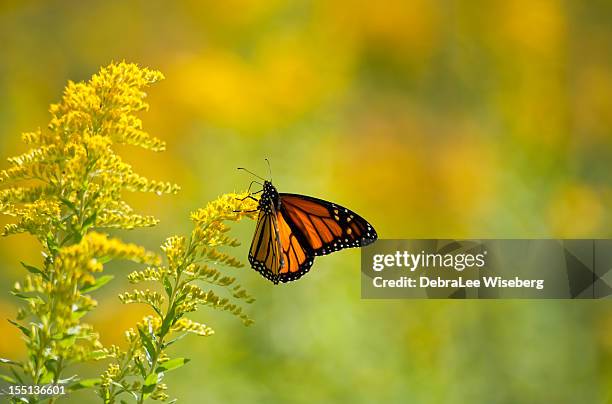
<box><xmin>257</xmin><ymin>180</ymin><xmax>281</xmax><ymax>214</ymax></box>
<box><xmin>249</xmin><ymin>180</ymin><xmax>377</xmax><ymax>284</ymax></box>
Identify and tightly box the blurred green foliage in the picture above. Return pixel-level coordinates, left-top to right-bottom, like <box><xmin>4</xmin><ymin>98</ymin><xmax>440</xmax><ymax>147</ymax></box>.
<box><xmin>0</xmin><ymin>1</ymin><xmax>611</xmax><ymax>403</ymax></box>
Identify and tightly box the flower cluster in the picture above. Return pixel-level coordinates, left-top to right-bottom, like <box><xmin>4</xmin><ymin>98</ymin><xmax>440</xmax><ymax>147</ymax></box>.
<box><xmin>98</xmin><ymin>192</ymin><xmax>258</xmax><ymax>403</ymax></box>
<box><xmin>12</xmin><ymin>233</ymin><xmax>160</xmax><ymax>385</ymax></box>
<box><xmin>0</xmin><ymin>62</ymin><xmax>175</xmax><ymax>402</ymax></box>
<box><xmin>0</xmin><ymin>62</ymin><xmax>178</xmax><ymax>243</ymax></box>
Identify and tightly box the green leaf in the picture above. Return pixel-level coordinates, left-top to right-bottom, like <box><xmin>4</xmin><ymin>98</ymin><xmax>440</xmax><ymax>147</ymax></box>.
<box><xmin>46</xmin><ymin>233</ymin><xmax>59</xmax><ymax>255</ymax></box>
<box><xmin>163</xmin><ymin>276</ymin><xmax>173</xmax><ymax>298</ymax></box>
<box><xmin>82</xmin><ymin>211</ymin><xmax>98</xmax><ymax>231</ymax></box>
<box><xmin>0</xmin><ymin>357</ymin><xmax>21</xmax><ymax>367</ymax></box>
<box><xmin>81</xmin><ymin>275</ymin><xmax>114</xmax><ymax>293</ymax></box>
<box><xmin>0</xmin><ymin>373</ymin><xmax>17</xmax><ymax>384</ymax></box>
<box><xmin>44</xmin><ymin>359</ymin><xmax>58</xmax><ymax>375</ymax></box>
<box><xmin>10</xmin><ymin>367</ymin><xmax>23</xmax><ymax>383</ymax></box>
<box><xmin>58</xmin><ymin>197</ymin><xmax>77</xmax><ymax>213</ymax></box>
<box><xmin>127</xmin><ymin>389</ymin><xmax>139</xmax><ymax>400</ymax></box>
<box><xmin>142</xmin><ymin>372</ymin><xmax>158</xmax><ymax>396</ymax></box>
<box><xmin>59</xmin><ymin>231</ymin><xmax>77</xmax><ymax>247</ymax></box>
<box><xmin>163</xmin><ymin>332</ymin><xmax>188</xmax><ymax>349</ymax></box>
<box><xmin>89</xmin><ymin>350</ymin><xmax>107</xmax><ymax>360</ymax></box>
<box><xmin>98</xmin><ymin>255</ymin><xmax>112</xmax><ymax>264</ymax></box>
<box><xmin>57</xmin><ymin>375</ymin><xmax>78</xmax><ymax>384</ymax></box>
<box><xmin>7</xmin><ymin>319</ymin><xmax>31</xmax><ymax>337</ymax></box>
<box><xmin>71</xmin><ymin>310</ymin><xmax>88</xmax><ymax>321</ymax></box>
<box><xmin>144</xmin><ymin>372</ymin><xmax>158</xmax><ymax>386</ymax></box>
<box><xmin>110</xmin><ymin>381</ymin><xmax>125</xmax><ymax>390</ymax></box>
<box><xmin>68</xmin><ymin>378</ymin><xmax>101</xmax><ymax>391</ymax></box>
<box><xmin>20</xmin><ymin>261</ymin><xmax>48</xmax><ymax>280</ymax></box>
<box><xmin>138</xmin><ymin>327</ymin><xmax>156</xmax><ymax>366</ymax></box>
<box><xmin>134</xmin><ymin>356</ymin><xmax>146</xmax><ymax>378</ymax></box>
<box><xmin>39</xmin><ymin>370</ymin><xmax>54</xmax><ymax>384</ymax></box>
<box><xmin>10</xmin><ymin>291</ymin><xmax>38</xmax><ymax>301</ymax></box>
<box><xmin>159</xmin><ymin>303</ymin><xmax>176</xmax><ymax>337</ymax></box>
<box><xmin>155</xmin><ymin>358</ymin><xmax>190</xmax><ymax>374</ymax></box>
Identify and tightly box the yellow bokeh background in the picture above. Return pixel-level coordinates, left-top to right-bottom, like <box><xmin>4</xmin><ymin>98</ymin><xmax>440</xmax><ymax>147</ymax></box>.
<box><xmin>1</xmin><ymin>1</ymin><xmax>612</xmax><ymax>402</ymax></box>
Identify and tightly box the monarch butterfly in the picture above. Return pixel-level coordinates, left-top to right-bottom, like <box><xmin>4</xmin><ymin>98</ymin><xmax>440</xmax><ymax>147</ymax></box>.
<box><xmin>239</xmin><ymin>168</ymin><xmax>378</xmax><ymax>284</ymax></box>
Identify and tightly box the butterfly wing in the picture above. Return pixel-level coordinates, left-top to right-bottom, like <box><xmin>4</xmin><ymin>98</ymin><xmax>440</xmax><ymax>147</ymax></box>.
<box><xmin>248</xmin><ymin>209</ymin><xmax>284</xmax><ymax>284</ymax></box>
<box><xmin>249</xmin><ymin>201</ymin><xmax>315</xmax><ymax>284</ymax></box>
<box><xmin>279</xmin><ymin>193</ymin><xmax>377</xmax><ymax>256</ymax></box>
<box><xmin>275</xmin><ymin>209</ymin><xmax>315</xmax><ymax>283</ymax></box>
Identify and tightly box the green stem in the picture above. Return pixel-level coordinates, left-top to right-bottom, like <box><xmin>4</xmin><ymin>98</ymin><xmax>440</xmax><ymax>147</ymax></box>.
<box><xmin>106</xmin><ymin>343</ymin><xmax>136</xmax><ymax>404</ymax></box>
<box><xmin>136</xmin><ymin>240</ymin><xmax>195</xmax><ymax>404</ymax></box>
<box><xmin>29</xmin><ymin>181</ymin><xmax>88</xmax><ymax>402</ymax></box>
<box><xmin>31</xmin><ymin>241</ymin><xmax>59</xmax><ymax>390</ymax></box>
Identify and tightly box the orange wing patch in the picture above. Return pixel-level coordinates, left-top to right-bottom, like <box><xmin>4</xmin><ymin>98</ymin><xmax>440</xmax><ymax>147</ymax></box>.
<box><xmin>277</xmin><ymin>211</ymin><xmax>313</xmax><ymax>278</ymax></box>
<box><xmin>280</xmin><ymin>194</ymin><xmax>377</xmax><ymax>257</ymax></box>
<box><xmin>281</xmin><ymin>197</ymin><xmax>329</xmax><ymax>216</ymax></box>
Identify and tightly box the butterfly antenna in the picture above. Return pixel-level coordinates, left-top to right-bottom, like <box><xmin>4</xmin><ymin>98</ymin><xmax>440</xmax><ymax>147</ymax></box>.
<box><xmin>265</xmin><ymin>158</ymin><xmax>273</xmax><ymax>182</ymax></box>
<box><xmin>237</xmin><ymin>167</ymin><xmax>266</xmax><ymax>182</ymax></box>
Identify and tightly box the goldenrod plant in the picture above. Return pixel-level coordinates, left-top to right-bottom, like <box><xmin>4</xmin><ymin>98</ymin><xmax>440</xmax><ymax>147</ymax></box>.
<box><xmin>0</xmin><ymin>62</ymin><xmax>178</xmax><ymax>402</ymax></box>
<box><xmin>98</xmin><ymin>193</ymin><xmax>257</xmax><ymax>403</ymax></box>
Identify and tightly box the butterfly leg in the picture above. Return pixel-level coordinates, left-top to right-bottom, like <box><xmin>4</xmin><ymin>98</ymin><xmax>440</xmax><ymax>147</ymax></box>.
<box><xmin>236</xmin><ymin>192</ymin><xmax>261</xmax><ymax>202</ymax></box>
<box><xmin>234</xmin><ymin>194</ymin><xmax>260</xmax><ymax>213</ymax></box>
<box><xmin>246</xmin><ymin>180</ymin><xmax>263</xmax><ymax>194</ymax></box>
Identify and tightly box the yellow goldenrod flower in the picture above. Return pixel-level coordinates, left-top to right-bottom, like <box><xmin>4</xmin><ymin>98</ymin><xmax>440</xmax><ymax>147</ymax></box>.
<box><xmin>102</xmin><ymin>193</ymin><xmax>257</xmax><ymax>403</ymax></box>
<box><xmin>0</xmin><ymin>61</ymin><xmax>178</xmax><ymax>240</ymax></box>
<box><xmin>0</xmin><ymin>62</ymin><xmax>174</xmax><ymax>398</ymax></box>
